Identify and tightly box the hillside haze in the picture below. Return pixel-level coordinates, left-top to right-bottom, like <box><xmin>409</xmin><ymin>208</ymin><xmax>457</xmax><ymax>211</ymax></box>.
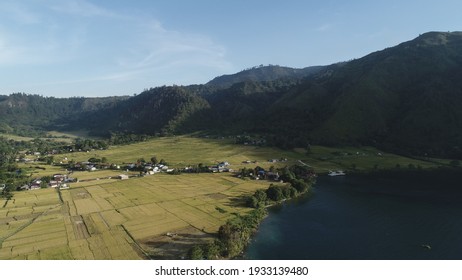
<box><xmin>1</xmin><ymin>31</ymin><xmax>462</xmax><ymax>158</ymax></box>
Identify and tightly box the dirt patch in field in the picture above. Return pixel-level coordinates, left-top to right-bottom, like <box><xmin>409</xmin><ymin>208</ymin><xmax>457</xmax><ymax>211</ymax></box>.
<box><xmin>70</xmin><ymin>188</ymin><xmax>91</xmax><ymax>200</ymax></box>
<box><xmin>141</xmin><ymin>226</ymin><xmax>214</xmax><ymax>259</ymax></box>
<box><xmin>71</xmin><ymin>215</ymin><xmax>90</xmax><ymax>239</ymax></box>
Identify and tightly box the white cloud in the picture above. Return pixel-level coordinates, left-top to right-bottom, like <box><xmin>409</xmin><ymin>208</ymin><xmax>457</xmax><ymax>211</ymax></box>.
<box><xmin>116</xmin><ymin>20</ymin><xmax>231</xmax><ymax>74</ymax></box>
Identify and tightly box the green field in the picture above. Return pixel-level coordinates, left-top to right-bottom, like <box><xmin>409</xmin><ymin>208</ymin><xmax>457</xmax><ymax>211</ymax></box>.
<box><xmin>58</xmin><ymin>135</ymin><xmax>448</xmax><ymax>173</ymax></box>
<box><xmin>1</xmin><ymin>135</ymin><xmax>449</xmax><ymax>259</ymax></box>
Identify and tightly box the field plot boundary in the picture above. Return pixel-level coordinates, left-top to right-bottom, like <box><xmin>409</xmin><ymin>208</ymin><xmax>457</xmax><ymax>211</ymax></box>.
<box><xmin>0</xmin><ymin>204</ymin><xmax>61</xmax><ymax>247</ymax></box>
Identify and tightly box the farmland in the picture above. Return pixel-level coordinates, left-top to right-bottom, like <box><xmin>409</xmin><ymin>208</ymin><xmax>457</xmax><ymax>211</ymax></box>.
<box><xmin>0</xmin><ymin>172</ymin><xmax>269</xmax><ymax>259</ymax></box>
<box><xmin>1</xmin><ymin>135</ymin><xmax>449</xmax><ymax>259</ymax></box>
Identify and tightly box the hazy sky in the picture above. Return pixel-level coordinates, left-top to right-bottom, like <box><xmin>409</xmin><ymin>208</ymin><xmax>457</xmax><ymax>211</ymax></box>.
<box><xmin>0</xmin><ymin>0</ymin><xmax>460</xmax><ymax>97</ymax></box>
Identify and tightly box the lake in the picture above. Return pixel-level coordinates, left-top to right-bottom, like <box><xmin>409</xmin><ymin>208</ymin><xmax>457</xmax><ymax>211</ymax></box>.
<box><xmin>245</xmin><ymin>173</ymin><xmax>462</xmax><ymax>259</ymax></box>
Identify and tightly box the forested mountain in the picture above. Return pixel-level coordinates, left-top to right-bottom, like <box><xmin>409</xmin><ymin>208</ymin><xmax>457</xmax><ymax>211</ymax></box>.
<box><xmin>2</xmin><ymin>31</ymin><xmax>462</xmax><ymax>158</ymax></box>
<box><xmin>274</xmin><ymin>31</ymin><xmax>462</xmax><ymax>157</ymax></box>
<box><xmin>72</xmin><ymin>86</ymin><xmax>211</xmax><ymax>136</ymax></box>
<box><xmin>206</xmin><ymin>65</ymin><xmax>325</xmax><ymax>89</ymax></box>
<box><xmin>0</xmin><ymin>93</ymin><xmax>128</xmax><ymax>135</ymax></box>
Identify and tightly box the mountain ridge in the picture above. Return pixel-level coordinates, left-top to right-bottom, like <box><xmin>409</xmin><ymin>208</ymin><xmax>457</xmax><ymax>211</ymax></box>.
<box><xmin>1</xmin><ymin>31</ymin><xmax>462</xmax><ymax>158</ymax></box>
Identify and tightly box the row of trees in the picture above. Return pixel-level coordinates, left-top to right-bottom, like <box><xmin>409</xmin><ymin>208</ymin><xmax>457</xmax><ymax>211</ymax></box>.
<box><xmin>246</xmin><ymin>166</ymin><xmax>314</xmax><ymax>208</ymax></box>
<box><xmin>0</xmin><ymin>137</ymin><xmax>28</xmax><ymax>201</ymax></box>
<box><xmin>188</xmin><ymin>208</ymin><xmax>267</xmax><ymax>260</ymax></box>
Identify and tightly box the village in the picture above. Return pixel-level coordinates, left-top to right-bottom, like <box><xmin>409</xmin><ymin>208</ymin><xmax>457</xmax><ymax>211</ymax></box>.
<box><xmin>16</xmin><ymin>155</ymin><xmax>291</xmax><ymax>192</ymax></box>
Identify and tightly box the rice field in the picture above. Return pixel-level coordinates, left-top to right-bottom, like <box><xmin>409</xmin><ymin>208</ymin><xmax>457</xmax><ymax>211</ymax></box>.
<box><xmin>0</xmin><ymin>173</ymin><xmax>269</xmax><ymax>259</ymax></box>
<box><xmin>56</xmin><ymin>135</ymin><xmax>448</xmax><ymax>173</ymax></box>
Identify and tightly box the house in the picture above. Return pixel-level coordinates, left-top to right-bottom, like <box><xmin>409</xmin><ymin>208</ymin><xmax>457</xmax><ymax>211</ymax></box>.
<box><xmin>48</xmin><ymin>181</ymin><xmax>59</xmax><ymax>188</ymax></box>
<box><xmin>266</xmin><ymin>172</ymin><xmax>280</xmax><ymax>181</ymax></box>
<box><xmin>53</xmin><ymin>174</ymin><xmax>67</xmax><ymax>182</ymax></box>
<box><xmin>30</xmin><ymin>184</ymin><xmax>41</xmax><ymax>190</ymax></box>
<box><xmin>117</xmin><ymin>174</ymin><xmax>129</xmax><ymax>180</ymax></box>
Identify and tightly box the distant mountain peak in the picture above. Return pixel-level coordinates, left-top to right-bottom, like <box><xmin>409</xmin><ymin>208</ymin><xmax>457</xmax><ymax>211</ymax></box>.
<box><xmin>206</xmin><ymin>65</ymin><xmax>325</xmax><ymax>88</ymax></box>
<box><xmin>412</xmin><ymin>31</ymin><xmax>462</xmax><ymax>46</ymax></box>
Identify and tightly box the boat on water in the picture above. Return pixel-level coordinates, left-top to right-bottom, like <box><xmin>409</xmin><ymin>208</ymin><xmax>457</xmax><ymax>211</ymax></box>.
<box><xmin>328</xmin><ymin>170</ymin><xmax>346</xmax><ymax>176</ymax></box>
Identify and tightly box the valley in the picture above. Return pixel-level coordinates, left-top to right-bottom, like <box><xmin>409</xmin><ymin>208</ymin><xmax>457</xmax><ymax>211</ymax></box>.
<box><xmin>0</xmin><ymin>135</ymin><xmax>451</xmax><ymax>259</ymax></box>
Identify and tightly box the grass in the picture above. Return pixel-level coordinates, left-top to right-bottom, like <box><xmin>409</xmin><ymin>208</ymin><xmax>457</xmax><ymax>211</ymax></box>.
<box><xmin>2</xmin><ymin>135</ymin><xmax>450</xmax><ymax>259</ymax></box>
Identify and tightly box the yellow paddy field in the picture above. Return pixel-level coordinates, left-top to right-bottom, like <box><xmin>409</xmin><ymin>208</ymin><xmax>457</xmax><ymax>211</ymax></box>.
<box><xmin>0</xmin><ymin>173</ymin><xmax>268</xmax><ymax>259</ymax></box>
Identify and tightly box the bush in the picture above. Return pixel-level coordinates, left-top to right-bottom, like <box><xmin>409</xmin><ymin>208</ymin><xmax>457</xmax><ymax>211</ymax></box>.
<box><xmin>188</xmin><ymin>245</ymin><xmax>204</xmax><ymax>260</ymax></box>
<box><xmin>266</xmin><ymin>185</ymin><xmax>284</xmax><ymax>201</ymax></box>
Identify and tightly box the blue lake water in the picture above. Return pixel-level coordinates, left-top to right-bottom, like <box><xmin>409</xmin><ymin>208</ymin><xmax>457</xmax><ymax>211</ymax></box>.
<box><xmin>245</xmin><ymin>174</ymin><xmax>462</xmax><ymax>259</ymax></box>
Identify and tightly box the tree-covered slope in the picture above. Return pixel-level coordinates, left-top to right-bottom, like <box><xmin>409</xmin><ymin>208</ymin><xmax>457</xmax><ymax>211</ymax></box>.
<box><xmin>0</xmin><ymin>93</ymin><xmax>127</xmax><ymax>135</ymax></box>
<box><xmin>206</xmin><ymin>65</ymin><xmax>324</xmax><ymax>89</ymax></box>
<box><xmin>78</xmin><ymin>86</ymin><xmax>211</xmax><ymax>136</ymax></box>
<box><xmin>270</xmin><ymin>31</ymin><xmax>462</xmax><ymax>157</ymax></box>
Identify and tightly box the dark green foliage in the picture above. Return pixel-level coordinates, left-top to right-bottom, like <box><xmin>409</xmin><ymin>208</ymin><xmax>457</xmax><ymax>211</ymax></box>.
<box><xmin>291</xmin><ymin>179</ymin><xmax>309</xmax><ymax>193</ymax></box>
<box><xmin>187</xmin><ymin>245</ymin><xmax>204</xmax><ymax>260</ymax></box>
<box><xmin>246</xmin><ymin>196</ymin><xmax>260</xmax><ymax>208</ymax></box>
<box><xmin>0</xmin><ymin>93</ymin><xmax>128</xmax><ymax>136</ymax></box>
<box><xmin>202</xmin><ymin>241</ymin><xmax>222</xmax><ymax>260</ymax></box>
<box><xmin>88</xmin><ymin>157</ymin><xmax>102</xmax><ymax>163</ymax></box>
<box><xmin>246</xmin><ymin>188</ymin><xmax>269</xmax><ymax>208</ymax></box>
<box><xmin>266</xmin><ymin>184</ymin><xmax>284</xmax><ymax>201</ymax></box>
<box><xmin>150</xmin><ymin>156</ymin><xmax>158</xmax><ymax>165</ymax></box>
<box><xmin>207</xmin><ymin>65</ymin><xmax>324</xmax><ymax>89</ymax></box>
<box><xmin>217</xmin><ymin>208</ymin><xmax>267</xmax><ymax>258</ymax></box>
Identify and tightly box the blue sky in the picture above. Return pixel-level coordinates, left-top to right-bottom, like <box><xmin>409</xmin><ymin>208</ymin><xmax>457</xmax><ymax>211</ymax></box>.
<box><xmin>0</xmin><ymin>0</ymin><xmax>460</xmax><ymax>97</ymax></box>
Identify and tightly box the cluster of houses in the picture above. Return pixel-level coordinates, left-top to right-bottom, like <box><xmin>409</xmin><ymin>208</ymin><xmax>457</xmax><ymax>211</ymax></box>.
<box><xmin>210</xmin><ymin>162</ymin><xmax>233</xmax><ymax>173</ymax></box>
<box><xmin>73</xmin><ymin>162</ymin><xmax>114</xmax><ymax>172</ymax></box>
<box><xmin>236</xmin><ymin>166</ymin><xmax>281</xmax><ymax>181</ymax></box>
<box><xmin>142</xmin><ymin>163</ymin><xmax>174</xmax><ymax>175</ymax></box>
<box><xmin>20</xmin><ymin>174</ymin><xmax>76</xmax><ymax>191</ymax></box>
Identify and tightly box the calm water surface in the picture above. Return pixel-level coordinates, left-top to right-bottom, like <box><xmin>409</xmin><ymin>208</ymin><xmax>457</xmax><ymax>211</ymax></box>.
<box><xmin>245</xmin><ymin>175</ymin><xmax>462</xmax><ymax>259</ymax></box>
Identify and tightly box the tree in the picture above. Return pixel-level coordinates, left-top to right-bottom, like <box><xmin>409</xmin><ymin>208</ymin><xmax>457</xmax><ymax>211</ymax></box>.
<box><xmin>203</xmin><ymin>241</ymin><xmax>222</xmax><ymax>260</ymax></box>
<box><xmin>150</xmin><ymin>156</ymin><xmax>158</xmax><ymax>165</ymax></box>
<box><xmin>246</xmin><ymin>196</ymin><xmax>259</xmax><ymax>208</ymax></box>
<box><xmin>45</xmin><ymin>156</ymin><xmax>54</xmax><ymax>165</ymax></box>
<box><xmin>254</xmin><ymin>189</ymin><xmax>267</xmax><ymax>202</ymax></box>
<box><xmin>266</xmin><ymin>185</ymin><xmax>283</xmax><ymax>201</ymax></box>
<box><xmin>291</xmin><ymin>179</ymin><xmax>309</xmax><ymax>193</ymax></box>
<box><xmin>188</xmin><ymin>245</ymin><xmax>204</xmax><ymax>260</ymax></box>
